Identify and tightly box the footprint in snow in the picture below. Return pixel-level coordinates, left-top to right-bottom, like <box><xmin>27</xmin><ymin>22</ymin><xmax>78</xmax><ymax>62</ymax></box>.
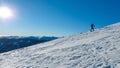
<box><xmin>69</xmin><ymin>56</ymin><xmax>81</xmax><ymax>60</ymax></box>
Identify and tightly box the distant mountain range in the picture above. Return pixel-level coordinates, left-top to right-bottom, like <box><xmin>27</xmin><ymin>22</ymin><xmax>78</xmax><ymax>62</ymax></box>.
<box><xmin>0</xmin><ymin>36</ymin><xmax>58</xmax><ymax>53</ymax></box>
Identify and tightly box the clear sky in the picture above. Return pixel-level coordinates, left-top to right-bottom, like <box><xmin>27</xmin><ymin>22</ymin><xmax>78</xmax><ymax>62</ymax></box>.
<box><xmin>0</xmin><ymin>0</ymin><xmax>120</xmax><ymax>37</ymax></box>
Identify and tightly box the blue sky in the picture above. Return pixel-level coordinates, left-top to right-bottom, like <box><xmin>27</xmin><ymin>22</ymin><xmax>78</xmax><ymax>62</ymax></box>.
<box><xmin>0</xmin><ymin>0</ymin><xmax>120</xmax><ymax>36</ymax></box>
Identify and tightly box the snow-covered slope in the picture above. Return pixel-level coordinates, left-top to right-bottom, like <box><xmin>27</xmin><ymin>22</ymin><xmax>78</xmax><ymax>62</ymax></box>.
<box><xmin>0</xmin><ymin>23</ymin><xmax>120</xmax><ymax>68</ymax></box>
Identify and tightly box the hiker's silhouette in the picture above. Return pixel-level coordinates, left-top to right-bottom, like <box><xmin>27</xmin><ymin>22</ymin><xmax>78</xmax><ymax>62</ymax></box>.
<box><xmin>90</xmin><ymin>24</ymin><xmax>95</xmax><ymax>32</ymax></box>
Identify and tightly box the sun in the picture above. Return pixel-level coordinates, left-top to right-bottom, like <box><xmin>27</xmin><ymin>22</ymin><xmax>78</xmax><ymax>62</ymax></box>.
<box><xmin>0</xmin><ymin>6</ymin><xmax>13</xmax><ymax>19</ymax></box>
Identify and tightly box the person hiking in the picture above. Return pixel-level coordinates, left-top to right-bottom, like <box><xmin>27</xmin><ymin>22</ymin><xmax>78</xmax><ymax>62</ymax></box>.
<box><xmin>90</xmin><ymin>24</ymin><xmax>95</xmax><ymax>32</ymax></box>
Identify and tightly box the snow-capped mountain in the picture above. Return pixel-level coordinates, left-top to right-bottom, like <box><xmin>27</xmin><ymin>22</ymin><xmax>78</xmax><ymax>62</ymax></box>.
<box><xmin>0</xmin><ymin>23</ymin><xmax>120</xmax><ymax>68</ymax></box>
<box><xmin>0</xmin><ymin>36</ymin><xmax>58</xmax><ymax>53</ymax></box>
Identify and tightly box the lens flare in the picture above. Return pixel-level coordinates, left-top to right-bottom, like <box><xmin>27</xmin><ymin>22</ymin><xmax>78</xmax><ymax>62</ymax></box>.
<box><xmin>0</xmin><ymin>6</ymin><xmax>13</xmax><ymax>19</ymax></box>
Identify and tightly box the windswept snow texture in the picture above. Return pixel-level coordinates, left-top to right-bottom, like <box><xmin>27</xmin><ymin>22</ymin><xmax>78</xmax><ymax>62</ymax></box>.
<box><xmin>0</xmin><ymin>23</ymin><xmax>120</xmax><ymax>68</ymax></box>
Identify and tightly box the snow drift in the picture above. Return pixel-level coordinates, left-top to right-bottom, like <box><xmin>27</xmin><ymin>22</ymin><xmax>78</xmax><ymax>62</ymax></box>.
<box><xmin>0</xmin><ymin>23</ymin><xmax>120</xmax><ymax>68</ymax></box>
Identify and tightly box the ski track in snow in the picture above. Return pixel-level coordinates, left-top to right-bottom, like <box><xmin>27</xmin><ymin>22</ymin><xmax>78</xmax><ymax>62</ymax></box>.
<box><xmin>0</xmin><ymin>23</ymin><xmax>120</xmax><ymax>68</ymax></box>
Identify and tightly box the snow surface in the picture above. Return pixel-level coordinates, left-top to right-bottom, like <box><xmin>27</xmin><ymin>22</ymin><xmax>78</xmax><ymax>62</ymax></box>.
<box><xmin>0</xmin><ymin>23</ymin><xmax>120</xmax><ymax>68</ymax></box>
